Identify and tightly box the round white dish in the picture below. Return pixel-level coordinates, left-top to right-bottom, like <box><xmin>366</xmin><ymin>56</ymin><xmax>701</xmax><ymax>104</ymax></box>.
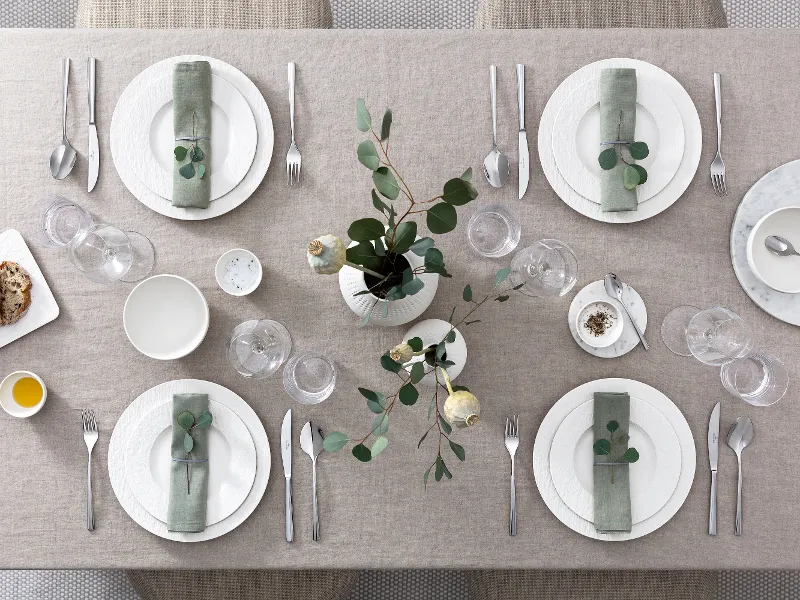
<box><xmin>575</xmin><ymin>300</ymin><xmax>623</xmax><ymax>348</ymax></box>
<box><xmin>539</xmin><ymin>58</ymin><xmax>702</xmax><ymax>224</ymax></box>
<box><xmin>123</xmin><ymin>274</ymin><xmax>209</xmax><ymax>360</ymax></box>
<box><xmin>111</xmin><ymin>55</ymin><xmax>273</xmax><ymax>221</ymax></box>
<box><xmin>125</xmin><ymin>74</ymin><xmax>258</xmax><ymax>202</ymax></box>
<box><xmin>402</xmin><ymin>319</ymin><xmax>467</xmax><ymax>385</ymax></box>
<box><xmin>568</xmin><ymin>280</ymin><xmax>647</xmax><ymax>358</ymax></box>
<box><xmin>552</xmin><ymin>76</ymin><xmax>684</xmax><ymax>204</ymax></box>
<box><xmin>215</xmin><ymin>248</ymin><xmax>262</xmax><ymax>296</ymax></box>
<box><xmin>533</xmin><ymin>378</ymin><xmax>695</xmax><ymax>541</ymax></box>
<box><xmin>125</xmin><ymin>399</ymin><xmax>257</xmax><ymax>526</ymax></box>
<box><xmin>0</xmin><ymin>371</ymin><xmax>47</xmax><ymax>418</ymax></box>
<box><xmin>746</xmin><ymin>206</ymin><xmax>800</xmax><ymax>294</ymax></box>
<box><xmin>549</xmin><ymin>397</ymin><xmax>681</xmax><ymax>525</ymax></box>
<box><xmin>108</xmin><ymin>379</ymin><xmax>270</xmax><ymax>542</ymax></box>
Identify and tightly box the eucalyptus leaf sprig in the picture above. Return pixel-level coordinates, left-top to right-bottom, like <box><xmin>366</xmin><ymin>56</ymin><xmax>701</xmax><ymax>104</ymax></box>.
<box><xmin>592</xmin><ymin>420</ymin><xmax>639</xmax><ymax>484</ymax></box>
<box><xmin>597</xmin><ymin>111</ymin><xmax>649</xmax><ymax>190</ymax></box>
<box><xmin>322</xmin><ymin>267</ymin><xmax>525</xmax><ymax>487</ymax></box>
<box><xmin>174</xmin><ymin>111</ymin><xmax>206</xmax><ymax>180</ymax></box>
<box><xmin>176</xmin><ymin>409</ymin><xmax>213</xmax><ymax>494</ymax></box>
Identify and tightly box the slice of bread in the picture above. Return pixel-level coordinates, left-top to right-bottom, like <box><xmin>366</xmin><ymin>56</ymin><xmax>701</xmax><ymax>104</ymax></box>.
<box><xmin>0</xmin><ymin>261</ymin><xmax>32</xmax><ymax>326</ymax></box>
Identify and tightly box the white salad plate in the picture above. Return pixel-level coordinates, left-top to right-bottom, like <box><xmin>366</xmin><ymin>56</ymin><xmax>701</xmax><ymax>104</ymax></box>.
<box><xmin>533</xmin><ymin>378</ymin><xmax>695</xmax><ymax>541</ymax></box>
<box><xmin>125</xmin><ymin>399</ymin><xmax>257</xmax><ymax>527</ymax></box>
<box><xmin>124</xmin><ymin>74</ymin><xmax>258</xmax><ymax>203</ymax></box>
<box><xmin>108</xmin><ymin>379</ymin><xmax>270</xmax><ymax>542</ymax></box>
<box><xmin>539</xmin><ymin>58</ymin><xmax>701</xmax><ymax>224</ymax></box>
<box><xmin>111</xmin><ymin>55</ymin><xmax>274</xmax><ymax>220</ymax></box>
<box><xmin>549</xmin><ymin>397</ymin><xmax>681</xmax><ymax>525</ymax></box>
<box><xmin>552</xmin><ymin>76</ymin><xmax>684</xmax><ymax>204</ymax></box>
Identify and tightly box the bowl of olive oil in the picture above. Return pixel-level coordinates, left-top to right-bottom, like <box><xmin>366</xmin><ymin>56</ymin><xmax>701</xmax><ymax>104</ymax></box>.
<box><xmin>0</xmin><ymin>371</ymin><xmax>47</xmax><ymax>418</ymax></box>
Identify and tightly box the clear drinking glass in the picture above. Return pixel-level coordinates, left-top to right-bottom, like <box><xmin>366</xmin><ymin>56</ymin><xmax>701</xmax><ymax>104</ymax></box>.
<box><xmin>467</xmin><ymin>204</ymin><xmax>521</xmax><ymax>258</ymax></box>
<box><xmin>720</xmin><ymin>353</ymin><xmax>788</xmax><ymax>406</ymax></box>
<box><xmin>37</xmin><ymin>195</ymin><xmax>94</xmax><ymax>248</ymax></box>
<box><xmin>509</xmin><ymin>239</ymin><xmax>578</xmax><ymax>298</ymax></box>
<box><xmin>685</xmin><ymin>307</ymin><xmax>752</xmax><ymax>366</ymax></box>
<box><xmin>67</xmin><ymin>224</ymin><xmax>155</xmax><ymax>284</ymax></box>
<box><xmin>283</xmin><ymin>352</ymin><xmax>337</xmax><ymax>405</ymax></box>
<box><xmin>227</xmin><ymin>319</ymin><xmax>292</xmax><ymax>379</ymax></box>
<box><xmin>660</xmin><ymin>305</ymin><xmax>701</xmax><ymax>356</ymax></box>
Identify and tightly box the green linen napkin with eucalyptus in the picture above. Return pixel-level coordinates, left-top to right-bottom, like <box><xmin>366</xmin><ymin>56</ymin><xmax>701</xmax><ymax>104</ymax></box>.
<box><xmin>593</xmin><ymin>392</ymin><xmax>633</xmax><ymax>533</ymax></box>
<box><xmin>167</xmin><ymin>393</ymin><xmax>210</xmax><ymax>533</ymax></box>
<box><xmin>172</xmin><ymin>61</ymin><xmax>211</xmax><ymax>209</ymax></box>
<box><xmin>599</xmin><ymin>68</ymin><xmax>638</xmax><ymax>213</ymax></box>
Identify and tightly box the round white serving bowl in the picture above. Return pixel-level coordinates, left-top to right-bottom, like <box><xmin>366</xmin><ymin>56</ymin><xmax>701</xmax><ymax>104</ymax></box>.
<box><xmin>123</xmin><ymin>274</ymin><xmax>210</xmax><ymax>360</ymax></box>
<box><xmin>575</xmin><ymin>300</ymin><xmax>623</xmax><ymax>348</ymax></box>
<box><xmin>215</xmin><ymin>248</ymin><xmax>263</xmax><ymax>296</ymax></box>
<box><xmin>746</xmin><ymin>206</ymin><xmax>800</xmax><ymax>294</ymax></box>
<box><xmin>0</xmin><ymin>371</ymin><xmax>47</xmax><ymax>418</ymax></box>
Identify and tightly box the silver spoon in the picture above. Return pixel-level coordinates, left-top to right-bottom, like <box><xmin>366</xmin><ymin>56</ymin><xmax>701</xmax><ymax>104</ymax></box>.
<box><xmin>483</xmin><ymin>65</ymin><xmax>509</xmax><ymax>188</ymax></box>
<box><xmin>765</xmin><ymin>235</ymin><xmax>800</xmax><ymax>258</ymax></box>
<box><xmin>300</xmin><ymin>421</ymin><xmax>324</xmax><ymax>541</ymax></box>
<box><xmin>603</xmin><ymin>273</ymin><xmax>648</xmax><ymax>350</ymax></box>
<box><xmin>50</xmin><ymin>58</ymin><xmax>77</xmax><ymax>180</ymax></box>
<box><xmin>727</xmin><ymin>416</ymin><xmax>754</xmax><ymax>536</ymax></box>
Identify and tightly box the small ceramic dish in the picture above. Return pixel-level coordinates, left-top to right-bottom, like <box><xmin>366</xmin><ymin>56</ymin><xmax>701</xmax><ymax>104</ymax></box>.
<box><xmin>746</xmin><ymin>206</ymin><xmax>800</xmax><ymax>294</ymax></box>
<box><xmin>215</xmin><ymin>249</ymin><xmax>263</xmax><ymax>296</ymax></box>
<box><xmin>0</xmin><ymin>371</ymin><xmax>47</xmax><ymax>418</ymax></box>
<box><xmin>576</xmin><ymin>300</ymin><xmax>623</xmax><ymax>348</ymax></box>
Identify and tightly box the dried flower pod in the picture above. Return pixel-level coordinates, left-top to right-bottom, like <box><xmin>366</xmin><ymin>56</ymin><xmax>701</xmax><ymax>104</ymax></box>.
<box><xmin>440</xmin><ymin>368</ymin><xmax>479</xmax><ymax>428</ymax></box>
<box><xmin>307</xmin><ymin>235</ymin><xmax>346</xmax><ymax>275</ymax></box>
<box><xmin>389</xmin><ymin>343</ymin><xmax>414</xmax><ymax>363</ymax></box>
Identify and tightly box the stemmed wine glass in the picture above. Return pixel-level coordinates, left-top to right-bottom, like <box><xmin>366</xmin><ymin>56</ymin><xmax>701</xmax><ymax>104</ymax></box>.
<box><xmin>68</xmin><ymin>224</ymin><xmax>155</xmax><ymax>284</ymax></box>
<box><xmin>227</xmin><ymin>319</ymin><xmax>292</xmax><ymax>379</ymax></box>
<box><xmin>509</xmin><ymin>239</ymin><xmax>578</xmax><ymax>298</ymax></box>
<box><xmin>661</xmin><ymin>306</ymin><xmax>752</xmax><ymax>365</ymax></box>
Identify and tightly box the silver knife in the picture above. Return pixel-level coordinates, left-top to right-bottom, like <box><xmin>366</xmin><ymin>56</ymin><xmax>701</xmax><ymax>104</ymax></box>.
<box><xmin>87</xmin><ymin>58</ymin><xmax>99</xmax><ymax>192</ymax></box>
<box><xmin>281</xmin><ymin>408</ymin><xmax>293</xmax><ymax>542</ymax></box>
<box><xmin>516</xmin><ymin>64</ymin><xmax>529</xmax><ymax>200</ymax></box>
<box><xmin>708</xmin><ymin>401</ymin><xmax>720</xmax><ymax>536</ymax></box>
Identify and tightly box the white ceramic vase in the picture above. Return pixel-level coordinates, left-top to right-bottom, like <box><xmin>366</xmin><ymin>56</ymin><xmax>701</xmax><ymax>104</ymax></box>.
<box><xmin>339</xmin><ymin>239</ymin><xmax>439</xmax><ymax>327</ymax></box>
<box><xmin>402</xmin><ymin>318</ymin><xmax>467</xmax><ymax>386</ymax></box>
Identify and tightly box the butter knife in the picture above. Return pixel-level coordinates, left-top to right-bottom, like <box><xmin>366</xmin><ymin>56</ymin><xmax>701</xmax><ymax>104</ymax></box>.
<box><xmin>516</xmin><ymin>64</ymin><xmax>529</xmax><ymax>200</ymax></box>
<box><xmin>708</xmin><ymin>401</ymin><xmax>720</xmax><ymax>535</ymax></box>
<box><xmin>281</xmin><ymin>408</ymin><xmax>293</xmax><ymax>542</ymax></box>
<box><xmin>87</xmin><ymin>58</ymin><xmax>99</xmax><ymax>192</ymax></box>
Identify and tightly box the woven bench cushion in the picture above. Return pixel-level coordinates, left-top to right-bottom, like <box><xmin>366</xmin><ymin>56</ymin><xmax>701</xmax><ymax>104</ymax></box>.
<box><xmin>76</xmin><ymin>0</ymin><xmax>333</xmax><ymax>28</ymax></box>
<box><xmin>475</xmin><ymin>0</ymin><xmax>727</xmax><ymax>28</ymax></box>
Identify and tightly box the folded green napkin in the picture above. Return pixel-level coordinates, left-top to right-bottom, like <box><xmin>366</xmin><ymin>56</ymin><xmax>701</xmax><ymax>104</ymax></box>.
<box><xmin>593</xmin><ymin>391</ymin><xmax>632</xmax><ymax>533</ymax></box>
<box><xmin>600</xmin><ymin>68</ymin><xmax>638</xmax><ymax>213</ymax></box>
<box><xmin>167</xmin><ymin>393</ymin><xmax>209</xmax><ymax>533</ymax></box>
<box><xmin>172</xmin><ymin>61</ymin><xmax>211</xmax><ymax>209</ymax></box>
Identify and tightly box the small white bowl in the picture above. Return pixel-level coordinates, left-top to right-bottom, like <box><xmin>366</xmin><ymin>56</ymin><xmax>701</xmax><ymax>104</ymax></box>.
<box><xmin>0</xmin><ymin>371</ymin><xmax>47</xmax><ymax>418</ymax></box>
<box><xmin>123</xmin><ymin>274</ymin><xmax>210</xmax><ymax>360</ymax></box>
<box><xmin>215</xmin><ymin>249</ymin><xmax>263</xmax><ymax>296</ymax></box>
<box><xmin>746</xmin><ymin>206</ymin><xmax>800</xmax><ymax>294</ymax></box>
<box><xmin>576</xmin><ymin>301</ymin><xmax>623</xmax><ymax>348</ymax></box>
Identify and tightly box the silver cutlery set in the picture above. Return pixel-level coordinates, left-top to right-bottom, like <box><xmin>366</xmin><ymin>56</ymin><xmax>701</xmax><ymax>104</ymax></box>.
<box><xmin>708</xmin><ymin>401</ymin><xmax>754</xmax><ymax>536</ymax></box>
<box><xmin>283</xmin><ymin>409</ymin><xmax>325</xmax><ymax>542</ymax></box>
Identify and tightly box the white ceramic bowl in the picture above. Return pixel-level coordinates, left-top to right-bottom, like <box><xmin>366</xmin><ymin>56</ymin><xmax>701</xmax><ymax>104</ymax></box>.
<box><xmin>0</xmin><ymin>371</ymin><xmax>47</xmax><ymax>418</ymax></box>
<box><xmin>123</xmin><ymin>274</ymin><xmax>210</xmax><ymax>360</ymax></box>
<box><xmin>215</xmin><ymin>249</ymin><xmax>262</xmax><ymax>296</ymax></box>
<box><xmin>576</xmin><ymin>300</ymin><xmax>623</xmax><ymax>348</ymax></box>
<box><xmin>746</xmin><ymin>206</ymin><xmax>800</xmax><ymax>294</ymax></box>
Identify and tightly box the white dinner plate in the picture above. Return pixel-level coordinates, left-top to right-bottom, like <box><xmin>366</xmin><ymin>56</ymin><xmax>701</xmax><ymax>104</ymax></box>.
<box><xmin>108</xmin><ymin>379</ymin><xmax>270</xmax><ymax>542</ymax></box>
<box><xmin>125</xmin><ymin>399</ymin><xmax>257</xmax><ymax>526</ymax></box>
<box><xmin>111</xmin><ymin>55</ymin><xmax>274</xmax><ymax>220</ymax></box>
<box><xmin>539</xmin><ymin>58</ymin><xmax>702</xmax><ymax>223</ymax></box>
<box><xmin>552</xmin><ymin>76</ymin><xmax>684</xmax><ymax>204</ymax></box>
<box><xmin>533</xmin><ymin>378</ymin><xmax>695</xmax><ymax>541</ymax></box>
<box><xmin>125</xmin><ymin>74</ymin><xmax>258</xmax><ymax>202</ymax></box>
<box><xmin>549</xmin><ymin>397</ymin><xmax>681</xmax><ymax>525</ymax></box>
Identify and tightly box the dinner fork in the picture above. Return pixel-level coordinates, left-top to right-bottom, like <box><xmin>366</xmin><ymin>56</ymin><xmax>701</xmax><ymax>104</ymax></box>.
<box><xmin>286</xmin><ymin>62</ymin><xmax>301</xmax><ymax>185</ymax></box>
<box><xmin>82</xmin><ymin>409</ymin><xmax>98</xmax><ymax>531</ymax></box>
<box><xmin>710</xmin><ymin>73</ymin><xmax>726</xmax><ymax>196</ymax></box>
<box><xmin>505</xmin><ymin>415</ymin><xmax>519</xmax><ymax>536</ymax></box>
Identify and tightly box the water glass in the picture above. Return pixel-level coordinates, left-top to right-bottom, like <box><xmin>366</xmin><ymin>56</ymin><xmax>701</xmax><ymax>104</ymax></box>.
<box><xmin>721</xmin><ymin>353</ymin><xmax>788</xmax><ymax>406</ymax></box>
<box><xmin>227</xmin><ymin>319</ymin><xmax>292</xmax><ymax>379</ymax></box>
<box><xmin>68</xmin><ymin>224</ymin><xmax>154</xmax><ymax>284</ymax></box>
<box><xmin>509</xmin><ymin>239</ymin><xmax>578</xmax><ymax>298</ymax></box>
<box><xmin>37</xmin><ymin>195</ymin><xmax>93</xmax><ymax>248</ymax></box>
<box><xmin>686</xmin><ymin>307</ymin><xmax>752</xmax><ymax>366</ymax></box>
<box><xmin>283</xmin><ymin>352</ymin><xmax>337</xmax><ymax>405</ymax></box>
<box><xmin>467</xmin><ymin>204</ymin><xmax>521</xmax><ymax>258</ymax></box>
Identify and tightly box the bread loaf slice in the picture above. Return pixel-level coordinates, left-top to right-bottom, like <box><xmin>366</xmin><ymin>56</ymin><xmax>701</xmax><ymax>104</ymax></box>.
<box><xmin>0</xmin><ymin>261</ymin><xmax>32</xmax><ymax>325</ymax></box>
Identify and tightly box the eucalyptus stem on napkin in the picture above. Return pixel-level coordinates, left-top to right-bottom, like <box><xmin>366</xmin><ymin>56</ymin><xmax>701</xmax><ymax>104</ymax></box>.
<box><xmin>172</xmin><ymin>61</ymin><xmax>211</xmax><ymax>209</ymax></box>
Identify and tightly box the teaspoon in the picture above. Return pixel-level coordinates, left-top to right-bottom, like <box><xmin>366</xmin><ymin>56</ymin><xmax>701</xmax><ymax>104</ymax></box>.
<box><xmin>727</xmin><ymin>416</ymin><xmax>754</xmax><ymax>536</ymax></box>
<box><xmin>50</xmin><ymin>58</ymin><xmax>77</xmax><ymax>180</ymax></box>
<box><xmin>483</xmin><ymin>65</ymin><xmax>509</xmax><ymax>188</ymax></box>
<box><xmin>765</xmin><ymin>235</ymin><xmax>800</xmax><ymax>258</ymax></box>
<box><xmin>603</xmin><ymin>273</ymin><xmax>648</xmax><ymax>350</ymax></box>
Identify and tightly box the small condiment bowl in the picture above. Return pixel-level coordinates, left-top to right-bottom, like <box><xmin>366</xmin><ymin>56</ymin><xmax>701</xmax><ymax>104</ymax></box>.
<box><xmin>576</xmin><ymin>301</ymin><xmax>623</xmax><ymax>348</ymax></box>
<box><xmin>215</xmin><ymin>249</ymin><xmax>263</xmax><ymax>296</ymax></box>
<box><xmin>0</xmin><ymin>371</ymin><xmax>47</xmax><ymax>418</ymax></box>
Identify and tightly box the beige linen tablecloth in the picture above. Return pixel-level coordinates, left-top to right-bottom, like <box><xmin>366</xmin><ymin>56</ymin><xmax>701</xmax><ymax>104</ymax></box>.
<box><xmin>1</xmin><ymin>29</ymin><xmax>799</xmax><ymax>570</ymax></box>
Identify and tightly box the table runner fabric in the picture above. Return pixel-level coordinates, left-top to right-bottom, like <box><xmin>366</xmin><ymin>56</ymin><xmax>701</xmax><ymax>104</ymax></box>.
<box><xmin>592</xmin><ymin>391</ymin><xmax>632</xmax><ymax>533</ymax></box>
<box><xmin>599</xmin><ymin>69</ymin><xmax>638</xmax><ymax>213</ymax></box>
<box><xmin>167</xmin><ymin>393</ymin><xmax>209</xmax><ymax>532</ymax></box>
<box><xmin>172</xmin><ymin>61</ymin><xmax>211</xmax><ymax>209</ymax></box>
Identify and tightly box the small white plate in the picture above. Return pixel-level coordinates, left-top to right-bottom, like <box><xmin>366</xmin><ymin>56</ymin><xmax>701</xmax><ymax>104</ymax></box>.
<box><xmin>215</xmin><ymin>249</ymin><xmax>262</xmax><ymax>296</ymax></box>
<box><xmin>0</xmin><ymin>371</ymin><xmax>47</xmax><ymax>418</ymax></box>
<box><xmin>746</xmin><ymin>206</ymin><xmax>800</xmax><ymax>294</ymax></box>
<box><xmin>576</xmin><ymin>300</ymin><xmax>623</xmax><ymax>348</ymax></box>
<box><xmin>123</xmin><ymin>274</ymin><xmax>209</xmax><ymax>360</ymax></box>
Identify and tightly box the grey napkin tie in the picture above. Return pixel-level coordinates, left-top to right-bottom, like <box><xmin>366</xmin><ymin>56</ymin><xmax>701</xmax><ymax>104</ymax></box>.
<box><xmin>593</xmin><ymin>391</ymin><xmax>632</xmax><ymax>533</ymax></box>
<box><xmin>600</xmin><ymin>68</ymin><xmax>638</xmax><ymax>213</ymax></box>
<box><xmin>167</xmin><ymin>393</ymin><xmax>209</xmax><ymax>533</ymax></box>
<box><xmin>172</xmin><ymin>61</ymin><xmax>211</xmax><ymax>209</ymax></box>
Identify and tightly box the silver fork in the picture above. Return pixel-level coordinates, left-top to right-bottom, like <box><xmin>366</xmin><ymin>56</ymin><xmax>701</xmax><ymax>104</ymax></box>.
<box><xmin>286</xmin><ymin>62</ymin><xmax>301</xmax><ymax>185</ymax></box>
<box><xmin>710</xmin><ymin>72</ymin><xmax>726</xmax><ymax>196</ymax></box>
<box><xmin>504</xmin><ymin>415</ymin><xmax>519</xmax><ymax>536</ymax></box>
<box><xmin>82</xmin><ymin>409</ymin><xmax>98</xmax><ymax>531</ymax></box>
